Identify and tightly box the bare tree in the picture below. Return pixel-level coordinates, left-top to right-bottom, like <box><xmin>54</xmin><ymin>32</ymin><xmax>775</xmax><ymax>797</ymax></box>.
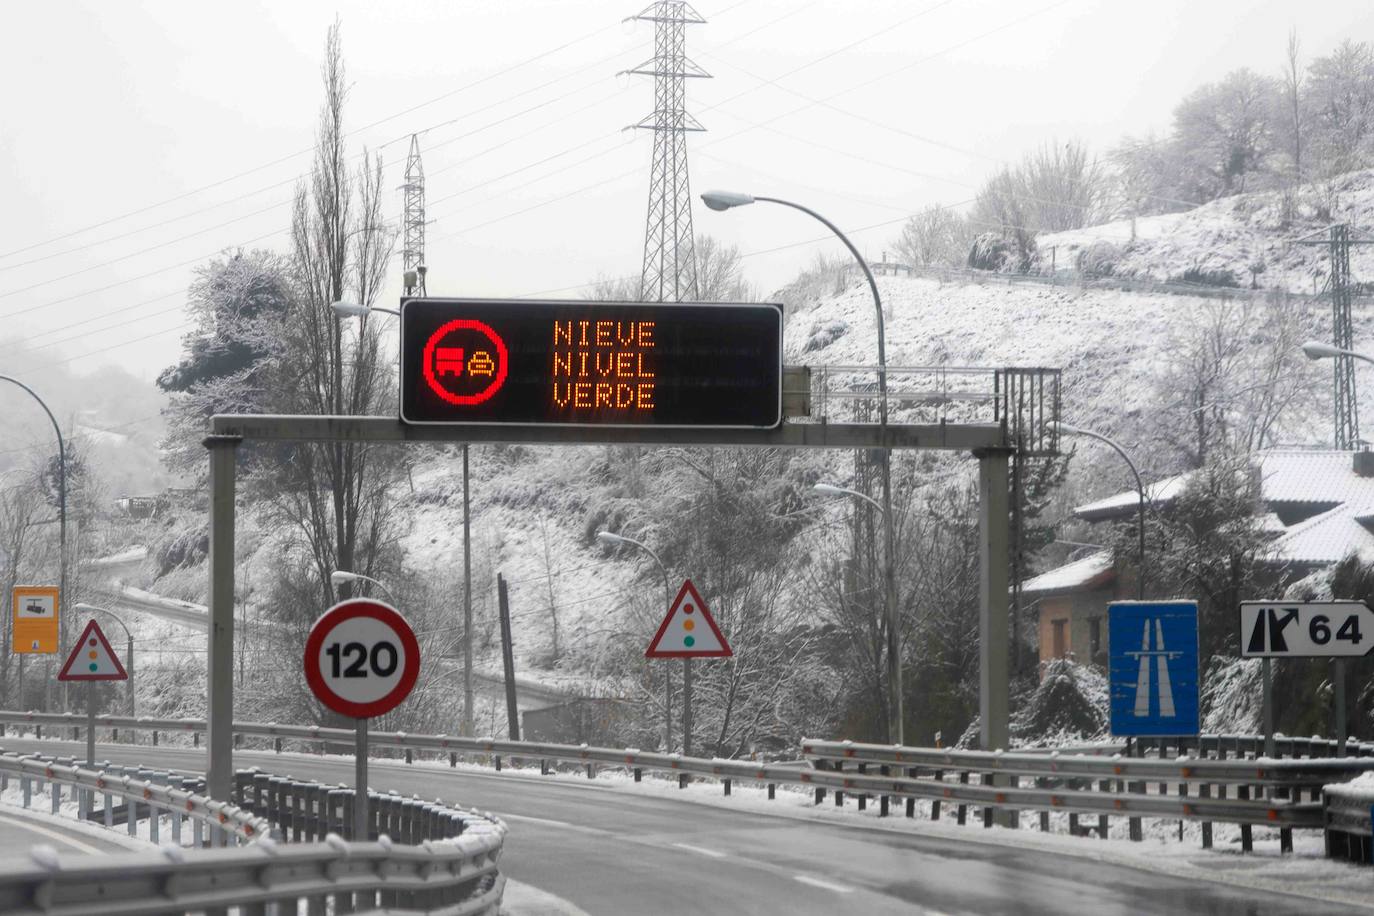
<box><xmin>1173</xmin><ymin>69</ymin><xmax>1281</xmax><ymax>199</ymax></box>
<box><xmin>1283</xmin><ymin>29</ymin><xmax>1304</xmax><ymax>184</ymax></box>
<box><xmin>893</xmin><ymin>205</ymin><xmax>973</xmax><ymax>268</ymax></box>
<box><xmin>695</xmin><ymin>234</ymin><xmax>756</xmax><ymax>302</ymax></box>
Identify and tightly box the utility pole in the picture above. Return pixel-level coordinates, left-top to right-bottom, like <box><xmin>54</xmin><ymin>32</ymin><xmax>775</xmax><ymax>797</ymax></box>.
<box><xmin>398</xmin><ymin>134</ymin><xmax>472</xmax><ymax>739</ymax></box>
<box><xmin>400</xmin><ymin>134</ymin><xmax>428</xmax><ymax>298</ymax></box>
<box><xmin>625</xmin><ymin>1</ymin><xmax>710</xmax><ymax>302</ymax></box>
<box><xmin>1293</xmin><ymin>224</ymin><xmax>1374</xmax><ymax>449</ymax></box>
<box><xmin>497</xmin><ymin>574</ymin><xmax>520</xmax><ymax>740</ymax></box>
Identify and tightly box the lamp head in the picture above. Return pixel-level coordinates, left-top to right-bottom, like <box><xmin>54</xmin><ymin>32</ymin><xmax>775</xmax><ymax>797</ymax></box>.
<box><xmin>330</xmin><ymin>300</ymin><xmax>370</xmax><ymax>318</ymax></box>
<box><xmin>1048</xmin><ymin>421</ymin><xmax>1083</xmax><ymax>436</ymax></box>
<box><xmin>1302</xmin><ymin>340</ymin><xmax>1344</xmax><ymax>360</ymax></box>
<box><xmin>330</xmin><ymin>570</ymin><xmax>361</xmax><ymax>587</ymax></box>
<box><xmin>595</xmin><ymin>531</ymin><xmax>624</xmax><ymax>546</ymax></box>
<box><xmin>700</xmin><ymin>190</ymin><xmax>756</xmax><ymax>212</ymax></box>
<box><xmin>812</xmin><ymin>483</ymin><xmax>847</xmax><ymax>497</ymax></box>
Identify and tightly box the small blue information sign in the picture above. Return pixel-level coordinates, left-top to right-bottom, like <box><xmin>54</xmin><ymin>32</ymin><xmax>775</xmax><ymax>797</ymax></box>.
<box><xmin>1108</xmin><ymin>601</ymin><xmax>1199</xmax><ymax>738</ymax></box>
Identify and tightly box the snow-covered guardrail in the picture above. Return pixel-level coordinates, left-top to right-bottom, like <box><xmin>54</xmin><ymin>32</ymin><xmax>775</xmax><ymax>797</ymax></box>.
<box><xmin>0</xmin><ymin>747</ymin><xmax>508</xmax><ymax>915</ymax></box>
<box><xmin>0</xmin><ymin>750</ymin><xmax>269</xmax><ymax>845</ymax></box>
<box><xmin>1322</xmin><ymin>777</ymin><xmax>1374</xmax><ymax>864</ymax></box>
<box><xmin>0</xmin><ymin>710</ymin><xmax>1352</xmax><ymax>855</ymax></box>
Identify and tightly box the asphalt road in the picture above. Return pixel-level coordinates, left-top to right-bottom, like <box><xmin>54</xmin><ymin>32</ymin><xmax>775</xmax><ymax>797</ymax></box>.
<box><xmin>0</xmin><ymin>737</ymin><xmax>1362</xmax><ymax>916</ymax></box>
<box><xmin>0</xmin><ymin>808</ymin><xmax>132</xmax><ymax>859</ymax></box>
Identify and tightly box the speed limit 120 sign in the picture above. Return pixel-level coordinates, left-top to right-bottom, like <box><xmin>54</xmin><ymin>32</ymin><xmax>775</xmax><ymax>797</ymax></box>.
<box><xmin>1239</xmin><ymin>601</ymin><xmax>1374</xmax><ymax>658</ymax></box>
<box><xmin>304</xmin><ymin>599</ymin><xmax>421</xmax><ymax>718</ymax></box>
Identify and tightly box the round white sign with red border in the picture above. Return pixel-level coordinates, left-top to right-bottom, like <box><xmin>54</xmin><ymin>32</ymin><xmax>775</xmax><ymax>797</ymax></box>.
<box><xmin>304</xmin><ymin>599</ymin><xmax>420</xmax><ymax>719</ymax></box>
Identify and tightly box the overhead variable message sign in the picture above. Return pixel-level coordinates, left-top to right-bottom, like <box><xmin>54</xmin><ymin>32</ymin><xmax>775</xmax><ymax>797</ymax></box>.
<box><xmin>400</xmin><ymin>298</ymin><xmax>783</xmax><ymax>428</ymax></box>
<box><xmin>1108</xmin><ymin>601</ymin><xmax>1199</xmax><ymax>738</ymax></box>
<box><xmin>303</xmin><ymin>599</ymin><xmax>420</xmax><ymax>719</ymax></box>
<box><xmin>11</xmin><ymin>585</ymin><xmax>58</xmax><ymax>654</ymax></box>
<box><xmin>1239</xmin><ymin>601</ymin><xmax>1374</xmax><ymax>657</ymax></box>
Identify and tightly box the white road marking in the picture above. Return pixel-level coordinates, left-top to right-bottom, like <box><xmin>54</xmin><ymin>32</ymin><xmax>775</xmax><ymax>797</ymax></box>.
<box><xmin>0</xmin><ymin>813</ymin><xmax>106</xmax><ymax>855</ymax></box>
<box><xmin>501</xmin><ymin>812</ymin><xmax>578</xmax><ymax>830</ymax></box>
<box><xmin>793</xmin><ymin>875</ymin><xmax>854</xmax><ymax>894</ymax></box>
<box><xmin>672</xmin><ymin>842</ymin><xmax>726</xmax><ymax>858</ymax></box>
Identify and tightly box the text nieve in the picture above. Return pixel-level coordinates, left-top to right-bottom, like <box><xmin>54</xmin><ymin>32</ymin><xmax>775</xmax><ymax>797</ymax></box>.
<box><xmin>550</xmin><ymin>320</ymin><xmax>656</xmax><ymax>411</ymax></box>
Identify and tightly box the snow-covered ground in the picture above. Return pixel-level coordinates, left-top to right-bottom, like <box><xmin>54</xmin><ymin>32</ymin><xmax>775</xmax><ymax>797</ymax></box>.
<box><xmin>1036</xmin><ymin>168</ymin><xmax>1374</xmax><ymax>293</ymax></box>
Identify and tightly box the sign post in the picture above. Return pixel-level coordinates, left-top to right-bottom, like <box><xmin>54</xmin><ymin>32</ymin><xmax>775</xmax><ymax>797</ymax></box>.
<box><xmin>57</xmin><ymin>619</ymin><xmax>128</xmax><ymax>766</ymax></box>
<box><xmin>303</xmin><ymin>599</ymin><xmax>420</xmax><ymax>840</ymax></box>
<box><xmin>1240</xmin><ymin>600</ymin><xmax>1374</xmax><ymax>755</ymax></box>
<box><xmin>646</xmin><ymin>580</ymin><xmax>732</xmax><ymax>757</ymax></box>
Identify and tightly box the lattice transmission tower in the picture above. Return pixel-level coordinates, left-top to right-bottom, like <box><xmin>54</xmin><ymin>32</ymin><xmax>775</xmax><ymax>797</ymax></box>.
<box><xmin>625</xmin><ymin>1</ymin><xmax>710</xmax><ymax>302</ymax></box>
<box><xmin>401</xmin><ymin>133</ymin><xmax>428</xmax><ymax>296</ymax></box>
<box><xmin>1294</xmin><ymin>224</ymin><xmax>1374</xmax><ymax>449</ymax></box>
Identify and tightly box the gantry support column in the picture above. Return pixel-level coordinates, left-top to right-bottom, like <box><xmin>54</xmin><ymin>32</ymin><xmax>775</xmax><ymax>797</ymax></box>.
<box><xmin>977</xmin><ymin>448</ymin><xmax>1012</xmax><ymax>753</ymax></box>
<box><xmin>205</xmin><ymin>434</ymin><xmax>241</xmax><ymax>803</ymax></box>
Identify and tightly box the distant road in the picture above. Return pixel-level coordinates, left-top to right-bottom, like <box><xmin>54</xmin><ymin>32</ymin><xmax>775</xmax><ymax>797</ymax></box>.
<box><xmin>1</xmin><ymin>736</ymin><xmax>1363</xmax><ymax>916</ymax></box>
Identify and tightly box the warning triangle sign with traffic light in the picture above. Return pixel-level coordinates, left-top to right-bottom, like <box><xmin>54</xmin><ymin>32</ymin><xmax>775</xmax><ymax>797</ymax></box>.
<box><xmin>58</xmin><ymin>619</ymin><xmax>128</xmax><ymax>681</ymax></box>
<box><xmin>646</xmin><ymin>579</ymin><xmax>732</xmax><ymax>658</ymax></box>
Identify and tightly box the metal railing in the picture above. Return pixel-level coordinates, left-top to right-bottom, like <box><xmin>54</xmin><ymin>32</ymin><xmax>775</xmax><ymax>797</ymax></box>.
<box><xmin>2</xmin><ymin>711</ymin><xmax>1361</xmax><ymax>849</ymax></box>
<box><xmin>0</xmin><ymin>745</ymin><xmax>508</xmax><ymax>914</ymax></box>
<box><xmin>0</xmin><ymin>750</ymin><xmax>269</xmax><ymax>846</ymax></box>
<box><xmin>802</xmin><ymin>736</ymin><xmax>1374</xmax><ymax>854</ymax></box>
<box><xmin>1323</xmin><ymin>780</ymin><xmax>1374</xmax><ymax>863</ymax></box>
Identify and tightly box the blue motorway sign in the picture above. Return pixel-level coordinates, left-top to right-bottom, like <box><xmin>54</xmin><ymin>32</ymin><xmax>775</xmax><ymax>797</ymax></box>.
<box><xmin>1108</xmin><ymin>601</ymin><xmax>1199</xmax><ymax>737</ymax></box>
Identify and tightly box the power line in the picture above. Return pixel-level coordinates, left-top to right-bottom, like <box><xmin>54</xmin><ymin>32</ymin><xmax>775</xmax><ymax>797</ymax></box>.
<box><xmin>0</xmin><ymin>20</ymin><xmax>631</xmax><ymax>264</ymax></box>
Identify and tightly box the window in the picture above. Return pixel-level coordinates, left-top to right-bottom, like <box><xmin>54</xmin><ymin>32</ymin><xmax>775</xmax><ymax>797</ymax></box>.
<box><xmin>1051</xmin><ymin>618</ymin><xmax>1068</xmax><ymax>658</ymax></box>
<box><xmin>1089</xmin><ymin>617</ymin><xmax>1102</xmax><ymax>658</ymax></box>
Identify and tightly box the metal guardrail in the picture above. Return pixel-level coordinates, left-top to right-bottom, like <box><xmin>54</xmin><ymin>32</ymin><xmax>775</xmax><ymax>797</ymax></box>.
<box><xmin>800</xmin><ymin>739</ymin><xmax>1374</xmax><ymax>786</ymax></box>
<box><xmin>0</xmin><ymin>745</ymin><xmax>508</xmax><ymax>914</ymax></box>
<box><xmin>1323</xmin><ymin>781</ymin><xmax>1374</xmax><ymax>863</ymax></box>
<box><xmin>0</xmin><ymin>711</ymin><xmax>1344</xmax><ymax>836</ymax></box>
<box><xmin>0</xmin><ymin>750</ymin><xmax>268</xmax><ymax>845</ymax></box>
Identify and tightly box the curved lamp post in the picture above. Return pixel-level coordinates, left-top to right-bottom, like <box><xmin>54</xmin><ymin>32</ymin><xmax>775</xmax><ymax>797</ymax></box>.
<box><xmin>330</xmin><ymin>569</ymin><xmax>399</xmax><ymax>604</ymax></box>
<box><xmin>597</xmin><ymin>530</ymin><xmax>681</xmax><ymax>753</ymax></box>
<box><xmin>1051</xmin><ymin>422</ymin><xmax>1146</xmax><ymax>600</ymax></box>
<box><xmin>0</xmin><ymin>376</ymin><xmax>66</xmax><ymax>710</ymax></box>
<box><xmin>703</xmin><ymin>189</ymin><xmax>902</xmax><ymax>744</ymax></box>
<box><xmin>333</xmin><ymin>296</ymin><xmax>470</xmax><ymax>735</ymax></box>
<box><xmin>330</xmin><ymin>300</ymin><xmax>401</xmax><ymax>318</ymax></box>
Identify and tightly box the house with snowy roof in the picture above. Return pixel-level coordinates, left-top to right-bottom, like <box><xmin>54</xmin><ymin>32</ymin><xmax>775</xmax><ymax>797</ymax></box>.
<box><xmin>1023</xmin><ymin>449</ymin><xmax>1374</xmax><ymax>671</ymax></box>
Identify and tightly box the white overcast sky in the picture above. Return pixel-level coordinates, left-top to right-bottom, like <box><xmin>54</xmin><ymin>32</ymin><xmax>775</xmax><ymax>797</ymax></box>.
<box><xmin>2</xmin><ymin>0</ymin><xmax>1372</xmax><ymax>382</ymax></box>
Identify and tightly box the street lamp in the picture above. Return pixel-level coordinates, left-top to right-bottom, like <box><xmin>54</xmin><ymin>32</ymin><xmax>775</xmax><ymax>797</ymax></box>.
<box><xmin>330</xmin><ymin>300</ymin><xmax>401</xmax><ymax>318</ymax></box>
<box><xmin>705</xmin><ymin>189</ymin><xmax>901</xmax><ymax>744</ymax></box>
<box><xmin>0</xmin><ymin>375</ymin><xmax>66</xmax><ymax>712</ymax></box>
<box><xmin>1302</xmin><ymin>339</ymin><xmax>1374</xmax><ymax>366</ymax></box>
<box><xmin>596</xmin><ymin>530</ymin><xmax>679</xmax><ymax>753</ymax></box>
<box><xmin>330</xmin><ymin>570</ymin><xmax>399</xmax><ymax>605</ymax></box>
<box><xmin>333</xmin><ymin>296</ymin><xmax>468</xmax><ymax>733</ymax></box>
<box><xmin>1051</xmin><ymin>422</ymin><xmax>1147</xmax><ymax>601</ymax></box>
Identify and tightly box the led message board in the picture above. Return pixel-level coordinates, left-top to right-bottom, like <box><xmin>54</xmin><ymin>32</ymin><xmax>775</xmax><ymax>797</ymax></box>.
<box><xmin>399</xmin><ymin>298</ymin><xmax>783</xmax><ymax>428</ymax></box>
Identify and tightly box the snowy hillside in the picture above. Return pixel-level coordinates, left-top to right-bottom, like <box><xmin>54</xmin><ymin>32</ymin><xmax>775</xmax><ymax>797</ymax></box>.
<box><xmin>1035</xmin><ymin>169</ymin><xmax>1374</xmax><ymax>293</ymax></box>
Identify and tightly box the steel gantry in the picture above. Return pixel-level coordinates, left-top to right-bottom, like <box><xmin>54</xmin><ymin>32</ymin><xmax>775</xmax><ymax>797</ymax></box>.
<box><xmin>200</xmin><ymin>367</ymin><xmax>1057</xmax><ymax>799</ymax></box>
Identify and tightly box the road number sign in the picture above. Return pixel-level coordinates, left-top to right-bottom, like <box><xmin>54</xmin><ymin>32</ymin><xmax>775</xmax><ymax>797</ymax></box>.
<box><xmin>304</xmin><ymin>599</ymin><xmax>420</xmax><ymax>718</ymax></box>
<box><xmin>1239</xmin><ymin>601</ymin><xmax>1374</xmax><ymax>657</ymax></box>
